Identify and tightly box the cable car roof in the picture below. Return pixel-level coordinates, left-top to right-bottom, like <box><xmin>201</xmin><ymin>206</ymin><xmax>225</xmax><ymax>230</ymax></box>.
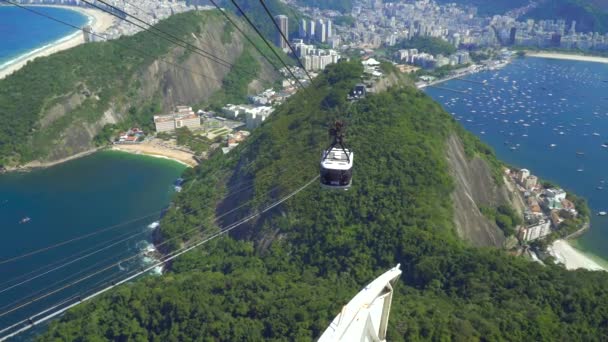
<box><xmin>321</xmin><ymin>148</ymin><xmax>353</xmax><ymax>170</ymax></box>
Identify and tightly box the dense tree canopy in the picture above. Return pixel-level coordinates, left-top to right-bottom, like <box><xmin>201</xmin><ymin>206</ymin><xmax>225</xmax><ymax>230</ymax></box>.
<box><xmin>439</xmin><ymin>0</ymin><xmax>608</xmax><ymax>33</ymax></box>
<box><xmin>41</xmin><ymin>61</ymin><xmax>608</xmax><ymax>341</ymax></box>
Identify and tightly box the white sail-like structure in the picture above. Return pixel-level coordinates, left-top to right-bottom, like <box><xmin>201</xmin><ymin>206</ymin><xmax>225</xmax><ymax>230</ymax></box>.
<box><xmin>319</xmin><ymin>264</ymin><xmax>402</xmax><ymax>342</ymax></box>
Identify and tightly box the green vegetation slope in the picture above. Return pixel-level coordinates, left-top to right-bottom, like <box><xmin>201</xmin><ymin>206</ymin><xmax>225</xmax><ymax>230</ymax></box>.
<box><xmin>41</xmin><ymin>62</ymin><xmax>608</xmax><ymax>341</ymax></box>
<box><xmin>524</xmin><ymin>0</ymin><xmax>608</xmax><ymax>34</ymax></box>
<box><xmin>0</xmin><ymin>10</ymin><xmax>281</xmax><ymax>167</ymax></box>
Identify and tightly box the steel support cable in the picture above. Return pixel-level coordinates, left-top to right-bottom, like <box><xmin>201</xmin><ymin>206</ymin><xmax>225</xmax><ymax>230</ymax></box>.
<box><xmin>81</xmin><ymin>0</ymin><xmax>232</xmax><ymax>72</ymax></box>
<box><xmin>0</xmin><ymin>140</ymin><xmax>321</xmax><ymax>268</ymax></box>
<box><xmin>227</xmin><ymin>0</ymin><xmax>308</xmax><ymax>92</ymax></box>
<box><xmin>0</xmin><ymin>228</ymin><xmax>140</xmax><ymax>290</ymax></box>
<box><xmin>0</xmin><ymin>168</ymin><xmax>315</xmax><ymax>319</ymax></box>
<box><xmin>0</xmin><ymin>0</ymin><xmax>226</xmax><ymax>83</ymax></box>
<box><xmin>91</xmin><ymin>0</ymin><xmax>275</xmax><ymax>83</ymax></box>
<box><xmin>122</xmin><ymin>0</ymin><xmax>284</xmax><ymax>79</ymax></box>
<box><xmin>0</xmin><ymin>175</ymin><xmax>318</xmax><ymax>341</ymax></box>
<box><xmin>0</xmin><ymin>242</ymin><xmax>138</xmax><ymax>314</ymax></box>
<box><xmin>0</xmin><ymin>160</ymin><xmax>313</xmax><ymax>296</ymax></box>
<box><xmin>207</xmin><ymin>0</ymin><xmax>283</xmax><ymax>77</ymax></box>
<box><xmin>0</xmin><ymin>295</ymin><xmax>78</xmax><ymax>337</ymax></box>
<box><xmin>258</xmin><ymin>0</ymin><xmax>315</xmax><ymax>84</ymax></box>
<box><xmin>0</xmin><ymin>229</ymin><xmax>143</xmax><ymax>296</ymax></box>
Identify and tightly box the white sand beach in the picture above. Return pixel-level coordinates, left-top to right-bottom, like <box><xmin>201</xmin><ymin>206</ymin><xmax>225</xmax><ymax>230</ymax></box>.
<box><xmin>526</xmin><ymin>52</ymin><xmax>608</xmax><ymax>65</ymax></box>
<box><xmin>0</xmin><ymin>5</ymin><xmax>115</xmax><ymax>80</ymax></box>
<box><xmin>547</xmin><ymin>239</ymin><xmax>606</xmax><ymax>271</ymax></box>
<box><xmin>111</xmin><ymin>143</ymin><xmax>198</xmax><ymax>168</ymax></box>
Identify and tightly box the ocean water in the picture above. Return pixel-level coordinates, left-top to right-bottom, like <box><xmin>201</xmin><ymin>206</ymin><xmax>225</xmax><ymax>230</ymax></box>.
<box><xmin>425</xmin><ymin>57</ymin><xmax>608</xmax><ymax>262</ymax></box>
<box><xmin>0</xmin><ymin>151</ymin><xmax>185</xmax><ymax>338</ymax></box>
<box><xmin>0</xmin><ymin>6</ymin><xmax>88</xmax><ymax>70</ymax></box>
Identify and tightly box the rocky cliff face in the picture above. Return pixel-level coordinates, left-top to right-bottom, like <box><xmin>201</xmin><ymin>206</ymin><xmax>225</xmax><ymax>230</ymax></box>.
<box><xmin>446</xmin><ymin>133</ymin><xmax>525</xmax><ymax>247</ymax></box>
<box><xmin>28</xmin><ymin>13</ymin><xmax>278</xmax><ymax>165</ymax></box>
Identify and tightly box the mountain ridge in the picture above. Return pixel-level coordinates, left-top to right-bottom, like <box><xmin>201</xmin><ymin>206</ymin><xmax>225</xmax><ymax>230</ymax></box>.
<box><xmin>40</xmin><ymin>61</ymin><xmax>608</xmax><ymax>341</ymax></box>
<box><xmin>0</xmin><ymin>10</ymin><xmax>280</xmax><ymax>168</ymax></box>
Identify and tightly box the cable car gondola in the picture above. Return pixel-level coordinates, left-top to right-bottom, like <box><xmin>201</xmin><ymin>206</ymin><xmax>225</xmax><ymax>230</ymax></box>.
<box><xmin>320</xmin><ymin>121</ymin><xmax>353</xmax><ymax>190</ymax></box>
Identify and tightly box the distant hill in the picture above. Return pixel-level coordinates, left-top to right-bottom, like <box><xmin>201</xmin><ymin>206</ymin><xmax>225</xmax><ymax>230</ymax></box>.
<box><xmin>523</xmin><ymin>0</ymin><xmax>608</xmax><ymax>33</ymax></box>
<box><xmin>436</xmin><ymin>0</ymin><xmax>608</xmax><ymax>33</ymax></box>
<box><xmin>0</xmin><ymin>10</ymin><xmax>281</xmax><ymax>167</ymax></box>
<box><xmin>41</xmin><ymin>61</ymin><xmax>608</xmax><ymax>341</ymax></box>
<box><xmin>435</xmin><ymin>0</ymin><xmax>529</xmax><ymax>15</ymax></box>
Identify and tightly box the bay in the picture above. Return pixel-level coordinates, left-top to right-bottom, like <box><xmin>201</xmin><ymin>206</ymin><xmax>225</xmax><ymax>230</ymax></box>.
<box><xmin>0</xmin><ymin>151</ymin><xmax>185</xmax><ymax>337</ymax></box>
<box><xmin>0</xmin><ymin>6</ymin><xmax>88</xmax><ymax>70</ymax></box>
<box><xmin>425</xmin><ymin>56</ymin><xmax>608</xmax><ymax>263</ymax></box>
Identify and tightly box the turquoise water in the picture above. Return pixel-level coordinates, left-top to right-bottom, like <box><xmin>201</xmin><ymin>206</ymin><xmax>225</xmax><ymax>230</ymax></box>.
<box><xmin>0</xmin><ymin>151</ymin><xmax>185</xmax><ymax>337</ymax></box>
<box><xmin>425</xmin><ymin>56</ymin><xmax>608</xmax><ymax>261</ymax></box>
<box><xmin>0</xmin><ymin>6</ymin><xmax>88</xmax><ymax>70</ymax></box>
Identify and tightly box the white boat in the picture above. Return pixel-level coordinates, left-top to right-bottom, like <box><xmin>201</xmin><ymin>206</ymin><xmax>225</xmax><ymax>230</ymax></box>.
<box><xmin>598</xmin><ymin>211</ymin><xmax>607</xmax><ymax>216</ymax></box>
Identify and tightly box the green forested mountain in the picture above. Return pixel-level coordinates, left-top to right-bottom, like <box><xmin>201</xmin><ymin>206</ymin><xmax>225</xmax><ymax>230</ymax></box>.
<box><xmin>437</xmin><ymin>0</ymin><xmax>608</xmax><ymax>33</ymax></box>
<box><xmin>523</xmin><ymin>0</ymin><xmax>608</xmax><ymax>33</ymax></box>
<box><xmin>41</xmin><ymin>61</ymin><xmax>608</xmax><ymax>341</ymax></box>
<box><xmin>0</xmin><ymin>10</ymin><xmax>281</xmax><ymax>167</ymax></box>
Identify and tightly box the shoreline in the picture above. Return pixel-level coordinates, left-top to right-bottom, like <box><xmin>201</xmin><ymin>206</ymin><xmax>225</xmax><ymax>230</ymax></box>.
<box><xmin>547</xmin><ymin>239</ymin><xmax>607</xmax><ymax>271</ymax></box>
<box><xmin>0</xmin><ymin>5</ymin><xmax>115</xmax><ymax>80</ymax></box>
<box><xmin>418</xmin><ymin>57</ymin><xmax>607</xmax><ymax>272</ymax></box>
<box><xmin>3</xmin><ymin>147</ymin><xmax>101</xmax><ymax>173</ymax></box>
<box><xmin>1</xmin><ymin>145</ymin><xmax>192</xmax><ymax>175</ymax></box>
<box><xmin>526</xmin><ymin>51</ymin><xmax>608</xmax><ymax>65</ymax></box>
<box><xmin>111</xmin><ymin>144</ymin><xmax>198</xmax><ymax>168</ymax></box>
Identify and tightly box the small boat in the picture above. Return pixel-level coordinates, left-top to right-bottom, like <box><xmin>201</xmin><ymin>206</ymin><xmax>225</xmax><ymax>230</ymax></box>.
<box><xmin>576</xmin><ymin>151</ymin><xmax>585</xmax><ymax>156</ymax></box>
<box><xmin>598</xmin><ymin>211</ymin><xmax>607</xmax><ymax>216</ymax></box>
<box><xmin>593</xmin><ymin>133</ymin><xmax>601</xmax><ymax>136</ymax></box>
<box><xmin>597</xmin><ymin>186</ymin><xmax>604</xmax><ymax>190</ymax></box>
<box><xmin>550</xmin><ymin>144</ymin><xmax>557</xmax><ymax>148</ymax></box>
<box><xmin>577</xmin><ymin>168</ymin><xmax>584</xmax><ymax>172</ymax></box>
<box><xmin>19</xmin><ymin>217</ymin><xmax>31</xmax><ymax>224</ymax></box>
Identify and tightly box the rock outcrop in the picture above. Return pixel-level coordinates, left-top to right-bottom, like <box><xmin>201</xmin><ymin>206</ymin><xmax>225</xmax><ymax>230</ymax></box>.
<box><xmin>446</xmin><ymin>133</ymin><xmax>525</xmax><ymax>247</ymax></box>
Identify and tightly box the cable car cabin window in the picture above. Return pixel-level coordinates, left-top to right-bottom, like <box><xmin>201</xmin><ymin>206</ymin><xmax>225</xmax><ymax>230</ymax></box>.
<box><xmin>320</xmin><ymin>168</ymin><xmax>352</xmax><ymax>186</ymax></box>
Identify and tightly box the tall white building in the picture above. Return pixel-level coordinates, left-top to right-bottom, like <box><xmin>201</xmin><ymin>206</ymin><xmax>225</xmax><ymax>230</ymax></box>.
<box><xmin>308</xmin><ymin>19</ymin><xmax>315</xmax><ymax>38</ymax></box>
<box><xmin>315</xmin><ymin>19</ymin><xmax>326</xmax><ymax>43</ymax></box>
<box><xmin>83</xmin><ymin>25</ymin><xmax>95</xmax><ymax>43</ymax></box>
<box><xmin>299</xmin><ymin>18</ymin><xmax>307</xmax><ymax>38</ymax></box>
<box><xmin>274</xmin><ymin>15</ymin><xmax>289</xmax><ymax>50</ymax></box>
<box><xmin>520</xmin><ymin>219</ymin><xmax>552</xmax><ymax>241</ymax></box>
<box><xmin>518</xmin><ymin>168</ymin><xmax>530</xmax><ymax>183</ymax></box>
<box><xmin>326</xmin><ymin>19</ymin><xmax>332</xmax><ymax>39</ymax></box>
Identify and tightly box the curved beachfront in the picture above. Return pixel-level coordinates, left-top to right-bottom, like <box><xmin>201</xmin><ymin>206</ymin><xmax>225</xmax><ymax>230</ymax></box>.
<box><xmin>0</xmin><ymin>5</ymin><xmax>114</xmax><ymax>80</ymax></box>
